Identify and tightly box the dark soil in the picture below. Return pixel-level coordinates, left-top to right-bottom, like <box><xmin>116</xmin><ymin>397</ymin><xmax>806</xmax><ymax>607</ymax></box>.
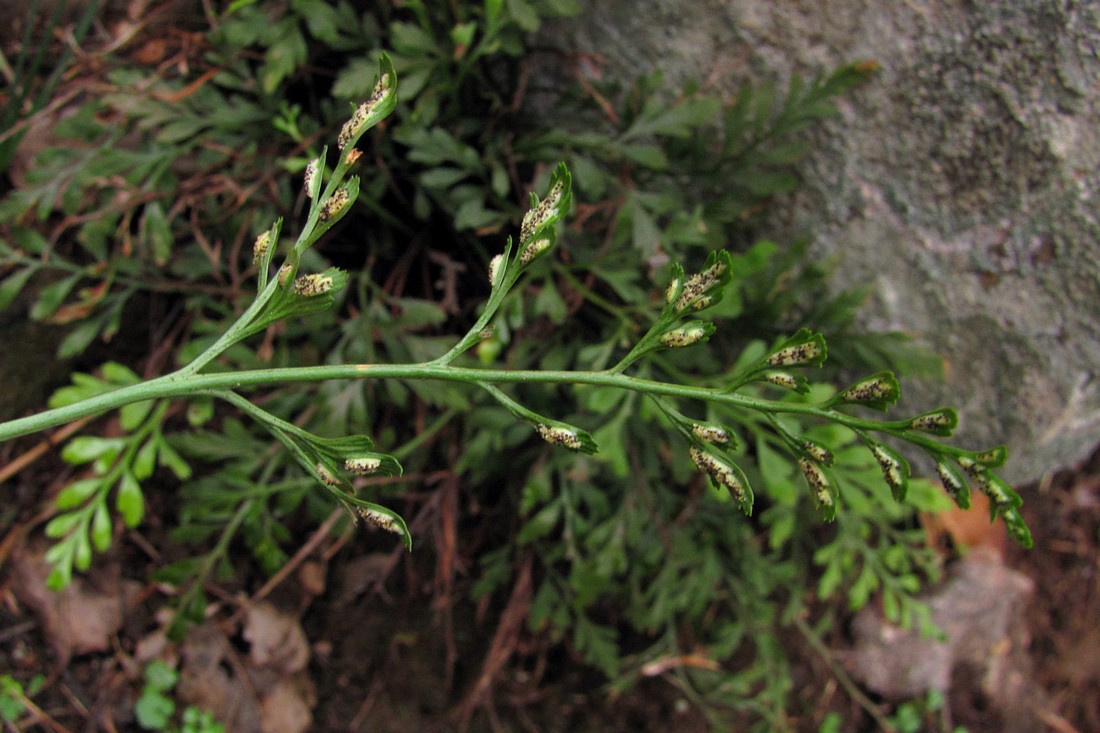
<box><xmin>1012</xmin><ymin>449</ymin><xmax>1100</xmax><ymax>733</ymax></box>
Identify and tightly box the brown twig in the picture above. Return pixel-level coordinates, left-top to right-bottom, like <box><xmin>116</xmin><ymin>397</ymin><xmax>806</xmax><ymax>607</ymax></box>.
<box><xmin>0</xmin><ymin>418</ymin><xmax>92</xmax><ymax>484</ymax></box>
<box><xmin>233</xmin><ymin>508</ymin><xmax>344</xmax><ymax>622</ymax></box>
<box><xmin>454</xmin><ymin>554</ymin><xmax>533</xmax><ymax>729</ymax></box>
<box><xmin>11</xmin><ymin>692</ymin><xmax>73</xmax><ymax>733</ymax></box>
<box><xmin>792</xmin><ymin>613</ymin><xmax>898</xmax><ymax>733</ymax></box>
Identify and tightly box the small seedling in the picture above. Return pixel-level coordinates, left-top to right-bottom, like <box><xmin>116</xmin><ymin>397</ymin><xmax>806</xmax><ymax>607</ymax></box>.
<box><xmin>0</xmin><ymin>674</ymin><xmax>44</xmax><ymax>723</ymax></box>
<box><xmin>135</xmin><ymin>661</ymin><xmax>224</xmax><ymax>733</ymax></box>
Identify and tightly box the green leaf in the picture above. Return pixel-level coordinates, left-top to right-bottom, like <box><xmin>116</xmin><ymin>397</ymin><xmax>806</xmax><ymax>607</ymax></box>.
<box><xmin>519</xmin><ymin>162</ymin><xmax>572</xmax><ymax>246</ymax></box>
<box><xmin>90</xmin><ymin>503</ymin><xmax>112</xmax><ymax>552</ymax></box>
<box><xmin>116</xmin><ymin>472</ymin><xmax>145</xmax><ymax>527</ymax></box>
<box><xmin>141</xmin><ymin>202</ymin><xmax>173</xmax><ymax>265</ymax></box>
<box><xmin>882</xmin><ymin>588</ymin><xmax>901</xmax><ymax>624</ymax></box>
<box><xmin>336</xmin><ymin>53</ymin><xmax>398</xmax><ymax>148</ymax></box>
<box><xmin>133</xmin><ymin>438</ymin><xmax>158</xmax><ymax>480</ymax></box>
<box><xmin>156</xmin><ymin>438</ymin><xmax>192</xmax><ymax>480</ymax></box>
<box><xmin>296</xmin><ymin>0</ymin><xmax>343</xmax><ymax>43</ymax></box>
<box><xmin>668</xmin><ymin>250</ymin><xmax>736</xmax><ymax>315</ymax></box>
<box><xmin>471</xmin><ymin>546</ymin><xmax>512</xmax><ymax>599</ymax></box>
<box><xmin>44</xmin><ymin>512</ymin><xmax>83</xmax><ymax>538</ymax></box>
<box><xmin>757</xmin><ymin>141</ymin><xmax>811</xmax><ymax>165</ymax></box>
<box><xmin>765</xmin><ymin>507</ymin><xmax>796</xmax><ymax>549</ymax></box>
<box><xmin>451</xmin><ymin>21</ymin><xmax>477</xmax><ymax>52</ymax></box>
<box><xmin>244</xmin><ymin>266</ymin><xmax>350</xmax><ymax>337</ymax></box>
<box><xmin>56</xmin><ymin>318</ymin><xmax>104</xmax><ymax>360</ymax></box>
<box><xmin>591</xmin><ymin>418</ymin><xmax>629</xmax><ymax>479</ymax></box>
<box><xmin>669</xmin><ymin>318</ymin><xmax>719</xmax><ymax>346</ymax></box>
<box><xmin>572</xmin><ymin>617</ymin><xmax>620</xmax><ymax>678</ymax></box>
<box><xmin>907</xmin><ymin>408</ymin><xmax>958</xmax><ymax>436</ymax></box>
<box><xmin>100</xmin><ymin>362</ymin><xmax>141</xmax><ymax>385</ymax></box>
<box><xmin>532</xmin><ymin>280</ymin><xmax>566</xmax><ymax>323</ymax></box>
<box><xmin>756</xmin><ymin>440</ymin><xmax>798</xmax><ymax>505</ymax></box>
<box><xmin>0</xmin><ymin>678</ymin><xmax>26</xmax><ymax>721</ymax></box>
<box><xmin>480</xmin><ymin>384</ymin><xmax>598</xmax><ymax>454</ymax></box>
<box><xmin>723</xmin><ymin>460</ymin><xmax>755</xmax><ymax>515</ymax></box>
<box><xmin>528</xmin><ymin>578</ymin><xmax>568</xmax><ymax>633</ymax></box>
<box><xmin>223</xmin><ymin>0</ymin><xmax>259</xmax><ymax>18</ymax></box>
<box><xmin>848</xmin><ymin>563</ymin><xmax>880</xmax><ymax>609</ymax></box>
<box><xmin>815</xmin><ymin>549</ymin><xmax>843</xmax><ymax>599</ymax></box>
<box><xmin>338</xmin><ymin>496</ymin><xmax>412</xmax><ymax>550</ymax></box>
<box><xmin>254</xmin><ymin>218</ymin><xmax>283</xmax><ymax>294</ymax></box>
<box><xmin>55</xmin><ymin>478</ymin><xmax>102</xmax><ymax>509</ymax></box>
<box><xmin>454</xmin><ymin>197</ymin><xmax>500</xmax><ymax>230</ymax></box>
<box><xmin>119</xmin><ymin>400</ymin><xmax>155</xmax><ymax>431</ymax></box>
<box><xmin>629</xmin><ymin>195</ymin><xmax>661</xmax><ymax>257</ymax></box>
<box><xmin>828</xmin><ymin>371</ymin><xmax>901</xmax><ymax>412</ymax></box>
<box><xmin>742</xmin><ymin>169</ymin><xmax>799</xmax><ymax>196</ymax></box>
<box><xmin>904</xmin><ymin>478</ymin><xmax>954</xmax><ymax>513</ymax></box>
<box><xmin>308</xmin><ymin>429</ymin><xmax>377</xmax><ymax>455</ymax></box>
<box><xmin>261</xmin><ymin>24</ymin><xmax>307</xmax><ymax>94</ymax></box>
<box><xmin>331</xmin><ymin>58</ymin><xmax>376</xmax><ymax>97</ymax></box>
<box><xmin>517</xmin><ymin>500</ymin><xmax>562</xmax><ymax>544</ymax></box>
<box><xmin>936</xmin><ymin>459</ymin><xmax>971</xmax><ymax>509</ymax></box>
<box><xmin>46</xmin><ymin>550</ymin><xmax>74</xmax><ymax>591</ymax></box>
<box><xmin>0</xmin><ymin>266</ymin><xmax>37</xmax><ymax>310</ymax></box>
<box><xmin>1002</xmin><ymin>507</ymin><xmax>1033</xmax><ymax>549</ymax></box>
<box><xmin>143</xmin><ymin>660</ymin><xmax>179</xmax><ymax>692</ymax></box>
<box><xmin>978</xmin><ymin>471</ymin><xmax>1023</xmax><ymax>510</ymax></box>
<box><xmin>485</xmin><ymin>0</ymin><xmax>504</xmax><ymax>24</ymax></box>
<box><xmin>418</xmin><ymin>167</ymin><xmax>469</xmax><ymax>189</ymax></box>
<box><xmin>622</xmin><ymin>96</ymin><xmax>720</xmax><ymax>141</ymax></box>
<box><xmin>14</xmin><ymin>227</ymin><xmax>48</xmax><ymax>255</ymax></box>
<box><xmin>393</xmin><ymin>298</ymin><xmax>448</xmax><ymax>329</ymax></box>
<box><xmin>973</xmin><ymin>444</ymin><xmax>1008</xmax><ymax>468</ymax></box>
<box><xmin>620</xmin><ymin>144</ymin><xmax>668</xmax><ymax>170</ymax></box>
<box><xmin>391</xmin><ymin>22</ymin><xmax>438</xmax><ymax>55</ymax></box>
<box><xmin>506</xmin><ymin>0</ymin><xmax>540</xmax><ymax>31</ymax></box>
<box><xmin>61</xmin><ymin>436</ymin><xmax>124</xmax><ymax>465</ymax></box>
<box><xmin>764</xmin><ymin>328</ymin><xmax>828</xmax><ymax>369</ymax></box>
<box><xmin>801</xmin><ymin>458</ymin><xmax>838</xmax><ymax>521</ymax></box>
<box><xmin>867</xmin><ymin>441</ymin><xmax>910</xmax><ymax>502</ymax></box>
<box><xmin>134</xmin><ymin>689</ymin><xmax>175</xmax><ymax>730</ymax></box>
<box><xmin>30</xmin><ymin>273</ymin><xmax>80</xmax><ymax>321</ymax></box>
<box><xmin>72</xmin><ymin>530</ymin><xmax>93</xmax><ymax>571</ymax></box>
<box><xmin>186</xmin><ymin>398</ymin><xmax>215</xmax><ymax>427</ymax></box>
<box><xmin>519</xmin><ymin>476</ymin><xmax>553</xmax><ymax>517</ymax></box>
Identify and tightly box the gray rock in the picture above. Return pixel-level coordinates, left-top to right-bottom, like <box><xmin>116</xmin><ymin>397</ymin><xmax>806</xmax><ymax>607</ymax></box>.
<box><xmin>547</xmin><ymin>0</ymin><xmax>1100</xmax><ymax>483</ymax></box>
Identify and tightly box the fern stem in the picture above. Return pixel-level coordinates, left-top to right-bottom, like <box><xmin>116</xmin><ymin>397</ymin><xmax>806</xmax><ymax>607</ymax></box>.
<box><xmin>0</xmin><ymin>362</ymin><xmax>966</xmax><ymax>459</ymax></box>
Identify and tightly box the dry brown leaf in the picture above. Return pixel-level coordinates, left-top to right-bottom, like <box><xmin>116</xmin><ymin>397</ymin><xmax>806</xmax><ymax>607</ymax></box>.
<box><xmin>259</xmin><ymin>678</ymin><xmax>314</xmax><ymax>733</ymax></box>
<box><xmin>178</xmin><ymin>624</ymin><xmax>263</xmax><ymax>733</ymax></box>
<box><xmin>335</xmin><ymin>552</ymin><xmax>396</xmax><ymax>606</ymax></box>
<box><xmin>243</xmin><ymin>602</ymin><xmax>310</xmax><ymax>674</ymax></box>
<box><xmin>10</xmin><ymin>541</ymin><xmax>139</xmax><ymax>662</ymax></box>
<box><xmin>296</xmin><ymin>560</ymin><xmax>326</xmax><ymax>597</ymax></box>
<box><xmin>175</xmin><ymin>606</ymin><xmax>315</xmax><ymax>733</ymax></box>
